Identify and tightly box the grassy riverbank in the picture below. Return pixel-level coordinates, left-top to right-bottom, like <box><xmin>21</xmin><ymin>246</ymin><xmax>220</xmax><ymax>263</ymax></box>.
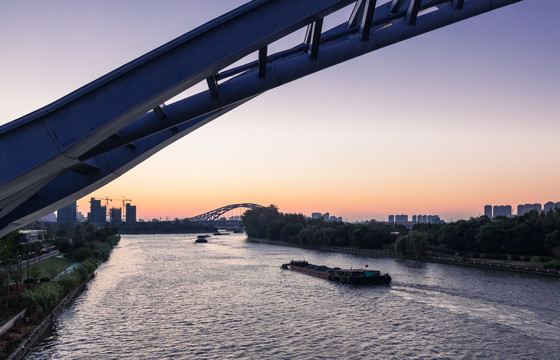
<box><xmin>27</xmin><ymin>257</ymin><xmax>75</xmax><ymax>280</ymax></box>
<box><xmin>0</xmin><ymin>226</ymin><xmax>121</xmax><ymax>360</ymax></box>
<box><xmin>0</xmin><ymin>258</ymin><xmax>99</xmax><ymax>359</ymax></box>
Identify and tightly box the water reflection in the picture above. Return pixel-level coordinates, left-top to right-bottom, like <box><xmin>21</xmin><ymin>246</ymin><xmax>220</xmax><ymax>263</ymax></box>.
<box><xmin>26</xmin><ymin>234</ymin><xmax>560</xmax><ymax>360</ymax></box>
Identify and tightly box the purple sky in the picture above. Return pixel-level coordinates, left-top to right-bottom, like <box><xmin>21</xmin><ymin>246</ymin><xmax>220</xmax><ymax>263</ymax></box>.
<box><xmin>1</xmin><ymin>0</ymin><xmax>559</xmax><ymax>221</ymax></box>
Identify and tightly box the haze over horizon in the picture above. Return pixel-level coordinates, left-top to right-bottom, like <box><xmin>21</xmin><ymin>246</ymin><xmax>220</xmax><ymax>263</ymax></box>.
<box><xmin>1</xmin><ymin>0</ymin><xmax>559</xmax><ymax>223</ymax></box>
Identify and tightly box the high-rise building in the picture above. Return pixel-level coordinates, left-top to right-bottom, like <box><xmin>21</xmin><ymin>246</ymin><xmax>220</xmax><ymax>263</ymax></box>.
<box><xmin>312</xmin><ymin>212</ymin><xmax>341</xmax><ymax>222</ymax></box>
<box><xmin>311</xmin><ymin>212</ymin><xmax>322</xmax><ymax>220</ymax></box>
<box><xmin>395</xmin><ymin>215</ymin><xmax>408</xmax><ymax>225</ymax></box>
<box><xmin>76</xmin><ymin>211</ymin><xmax>87</xmax><ymax>223</ymax></box>
<box><xmin>517</xmin><ymin>203</ymin><xmax>541</xmax><ymax>216</ymax></box>
<box><xmin>39</xmin><ymin>213</ymin><xmax>57</xmax><ymax>222</ymax></box>
<box><xmin>57</xmin><ymin>202</ymin><xmax>77</xmax><ymax>225</ymax></box>
<box><xmin>484</xmin><ymin>205</ymin><xmax>492</xmax><ymax>219</ymax></box>
<box><xmin>88</xmin><ymin>198</ymin><xmax>106</xmax><ymax>224</ymax></box>
<box><xmin>389</xmin><ymin>214</ymin><xmax>444</xmax><ymax>226</ymax></box>
<box><xmin>493</xmin><ymin>205</ymin><xmax>512</xmax><ymax>218</ymax></box>
<box><xmin>543</xmin><ymin>202</ymin><xmax>557</xmax><ymax>213</ymax></box>
<box><xmin>126</xmin><ymin>203</ymin><xmax>137</xmax><ymax>223</ymax></box>
<box><xmin>110</xmin><ymin>208</ymin><xmax>122</xmax><ymax>224</ymax></box>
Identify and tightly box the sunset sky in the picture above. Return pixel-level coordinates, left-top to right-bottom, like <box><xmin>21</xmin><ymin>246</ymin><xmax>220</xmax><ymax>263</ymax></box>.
<box><xmin>1</xmin><ymin>0</ymin><xmax>559</xmax><ymax>222</ymax></box>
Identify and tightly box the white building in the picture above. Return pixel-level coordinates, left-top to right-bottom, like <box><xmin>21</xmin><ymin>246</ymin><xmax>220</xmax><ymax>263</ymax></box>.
<box><xmin>311</xmin><ymin>212</ymin><xmax>322</xmax><ymax>220</ymax></box>
<box><xmin>544</xmin><ymin>202</ymin><xmax>559</xmax><ymax>213</ymax></box>
<box><xmin>517</xmin><ymin>203</ymin><xmax>541</xmax><ymax>216</ymax></box>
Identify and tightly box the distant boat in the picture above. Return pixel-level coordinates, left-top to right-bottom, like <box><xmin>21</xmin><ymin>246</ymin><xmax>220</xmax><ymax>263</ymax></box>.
<box><xmin>195</xmin><ymin>235</ymin><xmax>209</xmax><ymax>243</ymax></box>
<box><xmin>213</xmin><ymin>231</ymin><xmax>229</xmax><ymax>235</ymax></box>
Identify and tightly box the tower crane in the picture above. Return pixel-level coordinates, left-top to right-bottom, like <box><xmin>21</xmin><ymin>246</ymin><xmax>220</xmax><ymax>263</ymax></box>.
<box><xmin>122</xmin><ymin>197</ymin><xmax>132</xmax><ymax>221</ymax></box>
<box><xmin>101</xmin><ymin>196</ymin><xmax>115</xmax><ymax>220</ymax></box>
<box><xmin>101</xmin><ymin>196</ymin><xmax>114</xmax><ymax>208</ymax></box>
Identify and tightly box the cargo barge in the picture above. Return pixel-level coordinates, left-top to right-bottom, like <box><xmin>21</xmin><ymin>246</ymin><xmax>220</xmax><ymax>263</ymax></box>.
<box><xmin>281</xmin><ymin>260</ymin><xmax>391</xmax><ymax>285</ymax></box>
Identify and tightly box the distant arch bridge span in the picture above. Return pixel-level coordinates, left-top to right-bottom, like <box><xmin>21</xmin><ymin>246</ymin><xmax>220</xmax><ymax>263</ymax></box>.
<box><xmin>0</xmin><ymin>0</ymin><xmax>525</xmax><ymax>237</ymax></box>
<box><xmin>189</xmin><ymin>203</ymin><xmax>265</xmax><ymax>222</ymax></box>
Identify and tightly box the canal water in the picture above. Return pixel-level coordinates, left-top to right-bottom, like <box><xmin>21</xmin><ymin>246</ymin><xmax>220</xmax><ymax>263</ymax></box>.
<box><xmin>26</xmin><ymin>234</ymin><xmax>559</xmax><ymax>359</ymax></box>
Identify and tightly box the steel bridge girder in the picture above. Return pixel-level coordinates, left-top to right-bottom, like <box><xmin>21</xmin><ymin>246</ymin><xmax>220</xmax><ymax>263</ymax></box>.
<box><xmin>0</xmin><ymin>0</ymin><xmax>525</xmax><ymax>237</ymax></box>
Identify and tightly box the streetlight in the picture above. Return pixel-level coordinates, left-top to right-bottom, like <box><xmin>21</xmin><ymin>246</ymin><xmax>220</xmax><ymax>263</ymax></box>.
<box><xmin>26</xmin><ymin>249</ymin><xmax>30</xmax><ymax>290</ymax></box>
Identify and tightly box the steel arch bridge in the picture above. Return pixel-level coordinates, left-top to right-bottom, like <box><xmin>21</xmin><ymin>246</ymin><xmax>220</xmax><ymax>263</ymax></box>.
<box><xmin>189</xmin><ymin>203</ymin><xmax>265</xmax><ymax>222</ymax></box>
<box><xmin>0</xmin><ymin>0</ymin><xmax>525</xmax><ymax>237</ymax></box>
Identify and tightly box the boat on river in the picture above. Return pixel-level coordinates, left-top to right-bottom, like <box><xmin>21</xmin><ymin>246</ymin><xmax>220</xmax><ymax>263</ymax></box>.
<box><xmin>195</xmin><ymin>235</ymin><xmax>209</xmax><ymax>243</ymax></box>
<box><xmin>281</xmin><ymin>260</ymin><xmax>391</xmax><ymax>285</ymax></box>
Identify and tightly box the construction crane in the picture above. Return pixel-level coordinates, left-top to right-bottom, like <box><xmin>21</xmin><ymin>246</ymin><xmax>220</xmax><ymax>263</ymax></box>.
<box><xmin>101</xmin><ymin>196</ymin><xmax>115</xmax><ymax>220</ymax></box>
<box><xmin>101</xmin><ymin>196</ymin><xmax>114</xmax><ymax>208</ymax></box>
<box><xmin>89</xmin><ymin>196</ymin><xmax>131</xmax><ymax>222</ymax></box>
<box><xmin>88</xmin><ymin>196</ymin><xmax>114</xmax><ymax>222</ymax></box>
<box><xmin>122</xmin><ymin>197</ymin><xmax>132</xmax><ymax>221</ymax></box>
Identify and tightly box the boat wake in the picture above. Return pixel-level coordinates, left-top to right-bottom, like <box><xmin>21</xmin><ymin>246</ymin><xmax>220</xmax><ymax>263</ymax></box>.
<box><xmin>390</xmin><ymin>285</ymin><xmax>560</xmax><ymax>340</ymax></box>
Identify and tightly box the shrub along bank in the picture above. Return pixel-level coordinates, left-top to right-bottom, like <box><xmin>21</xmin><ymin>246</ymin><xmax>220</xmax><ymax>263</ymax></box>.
<box><xmin>19</xmin><ymin>258</ymin><xmax>97</xmax><ymax>321</ymax></box>
<box><xmin>0</xmin><ymin>227</ymin><xmax>120</xmax><ymax>359</ymax></box>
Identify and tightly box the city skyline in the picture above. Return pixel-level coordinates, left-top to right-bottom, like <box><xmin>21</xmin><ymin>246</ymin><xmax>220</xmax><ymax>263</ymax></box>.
<box><xmin>43</xmin><ymin>197</ymin><xmax>560</xmax><ymax>225</ymax></box>
<box><xmin>2</xmin><ymin>1</ymin><xmax>559</xmax><ymax>223</ymax></box>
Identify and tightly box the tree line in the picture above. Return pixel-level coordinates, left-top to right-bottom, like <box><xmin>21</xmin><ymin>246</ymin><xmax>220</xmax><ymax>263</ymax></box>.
<box><xmin>242</xmin><ymin>205</ymin><xmax>395</xmax><ymax>249</ymax></box>
<box><xmin>242</xmin><ymin>205</ymin><xmax>560</xmax><ymax>261</ymax></box>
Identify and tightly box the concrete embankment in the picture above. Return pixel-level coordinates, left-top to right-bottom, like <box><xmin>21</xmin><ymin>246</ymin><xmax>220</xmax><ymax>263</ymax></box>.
<box><xmin>247</xmin><ymin>238</ymin><xmax>560</xmax><ymax>278</ymax></box>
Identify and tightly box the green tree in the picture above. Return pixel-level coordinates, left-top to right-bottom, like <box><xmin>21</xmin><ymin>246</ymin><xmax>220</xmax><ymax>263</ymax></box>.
<box><xmin>30</xmin><ymin>265</ymin><xmax>41</xmax><ymax>282</ymax></box>
<box><xmin>364</xmin><ymin>222</ymin><xmax>392</xmax><ymax>249</ymax></box>
<box><xmin>394</xmin><ymin>235</ymin><xmax>407</xmax><ymax>255</ymax></box>
<box><xmin>297</xmin><ymin>226</ymin><xmax>315</xmax><ymax>245</ymax></box>
<box><xmin>319</xmin><ymin>227</ymin><xmax>337</xmax><ymax>246</ymax></box>
<box><xmin>71</xmin><ymin>247</ymin><xmax>94</xmax><ymax>261</ymax></box>
<box><xmin>544</xmin><ymin>229</ymin><xmax>560</xmax><ymax>257</ymax></box>
<box><xmin>280</xmin><ymin>223</ymin><xmax>304</xmax><ymax>243</ymax></box>
<box><xmin>395</xmin><ymin>231</ymin><xmax>428</xmax><ymax>257</ymax></box>
<box><xmin>242</xmin><ymin>205</ymin><xmax>281</xmax><ymax>239</ymax></box>
<box><xmin>349</xmin><ymin>224</ymin><xmax>367</xmax><ymax>248</ymax></box>
<box><xmin>406</xmin><ymin>231</ymin><xmax>428</xmax><ymax>257</ymax></box>
<box><xmin>267</xmin><ymin>220</ymin><xmax>286</xmax><ymax>241</ymax></box>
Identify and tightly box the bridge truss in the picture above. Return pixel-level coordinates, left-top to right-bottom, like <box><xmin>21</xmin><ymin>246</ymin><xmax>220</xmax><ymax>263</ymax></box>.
<box><xmin>189</xmin><ymin>203</ymin><xmax>265</xmax><ymax>222</ymax></box>
<box><xmin>0</xmin><ymin>0</ymin><xmax>524</xmax><ymax>237</ymax></box>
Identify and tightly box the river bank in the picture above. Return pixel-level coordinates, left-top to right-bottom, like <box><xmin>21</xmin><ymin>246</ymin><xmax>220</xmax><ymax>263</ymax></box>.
<box><xmin>0</xmin><ymin>231</ymin><xmax>120</xmax><ymax>360</ymax></box>
<box><xmin>0</xmin><ymin>258</ymin><xmax>99</xmax><ymax>360</ymax></box>
<box><xmin>247</xmin><ymin>237</ymin><xmax>560</xmax><ymax>278</ymax></box>
<box><xmin>4</xmin><ymin>266</ymin><xmax>96</xmax><ymax>360</ymax></box>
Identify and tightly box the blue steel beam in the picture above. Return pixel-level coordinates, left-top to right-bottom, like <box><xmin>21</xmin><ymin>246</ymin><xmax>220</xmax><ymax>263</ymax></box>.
<box><xmin>81</xmin><ymin>0</ymin><xmax>524</xmax><ymax>161</ymax></box>
<box><xmin>0</xmin><ymin>0</ymin><xmax>524</xmax><ymax>237</ymax></box>
<box><xmin>0</xmin><ymin>100</ymin><xmax>256</xmax><ymax>235</ymax></box>
<box><xmin>0</xmin><ymin>0</ymin><xmax>355</xmax><ymax>222</ymax></box>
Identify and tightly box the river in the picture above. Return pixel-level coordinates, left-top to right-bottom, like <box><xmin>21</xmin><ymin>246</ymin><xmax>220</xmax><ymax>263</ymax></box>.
<box><xmin>25</xmin><ymin>233</ymin><xmax>559</xmax><ymax>359</ymax></box>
